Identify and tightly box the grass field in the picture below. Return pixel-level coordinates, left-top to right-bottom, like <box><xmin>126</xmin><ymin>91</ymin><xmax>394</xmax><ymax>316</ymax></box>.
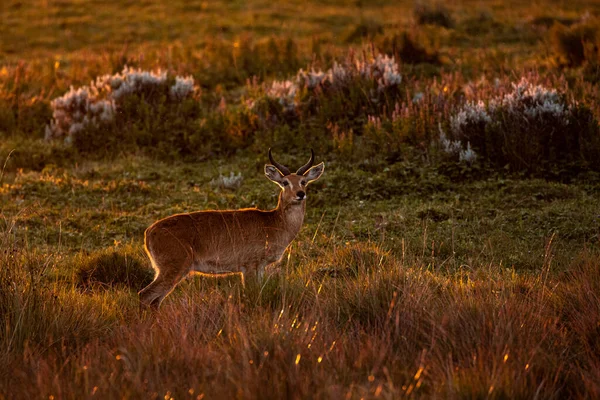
<box><xmin>1</xmin><ymin>0</ymin><xmax>600</xmax><ymax>398</ymax></box>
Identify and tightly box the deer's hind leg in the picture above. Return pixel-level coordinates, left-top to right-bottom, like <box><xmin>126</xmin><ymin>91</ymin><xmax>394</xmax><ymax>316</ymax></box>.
<box><xmin>139</xmin><ymin>269</ymin><xmax>186</xmax><ymax>309</ymax></box>
<box><xmin>139</xmin><ymin>241</ymin><xmax>194</xmax><ymax>309</ymax></box>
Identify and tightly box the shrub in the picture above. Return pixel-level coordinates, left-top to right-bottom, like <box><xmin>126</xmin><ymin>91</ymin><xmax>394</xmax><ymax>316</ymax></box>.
<box><xmin>446</xmin><ymin>77</ymin><xmax>600</xmax><ymax>173</ymax></box>
<box><xmin>414</xmin><ymin>2</ymin><xmax>454</xmax><ymax>28</ymax></box>
<box><xmin>76</xmin><ymin>246</ymin><xmax>153</xmax><ymax>291</ymax></box>
<box><xmin>210</xmin><ymin>171</ymin><xmax>244</xmax><ymax>190</ymax></box>
<box><xmin>45</xmin><ymin>67</ymin><xmax>201</xmax><ymax>157</ymax></box>
<box><xmin>379</xmin><ymin>31</ymin><xmax>441</xmax><ymax>65</ymax></box>
<box><xmin>549</xmin><ymin>17</ymin><xmax>600</xmax><ymax>67</ymax></box>
<box><xmin>252</xmin><ymin>51</ymin><xmax>404</xmax><ymax>150</ymax></box>
<box><xmin>263</xmin><ymin>52</ymin><xmax>402</xmax><ymax>108</ymax></box>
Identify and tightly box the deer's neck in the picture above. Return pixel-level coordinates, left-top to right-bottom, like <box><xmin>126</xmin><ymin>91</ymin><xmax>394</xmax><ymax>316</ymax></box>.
<box><xmin>274</xmin><ymin>193</ymin><xmax>305</xmax><ymax>240</ymax></box>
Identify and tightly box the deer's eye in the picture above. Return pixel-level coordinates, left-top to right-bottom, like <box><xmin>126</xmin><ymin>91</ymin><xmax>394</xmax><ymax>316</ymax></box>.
<box><xmin>301</xmin><ymin>181</ymin><xmax>306</xmax><ymax>186</ymax></box>
<box><xmin>282</xmin><ymin>181</ymin><xmax>289</xmax><ymax>187</ymax></box>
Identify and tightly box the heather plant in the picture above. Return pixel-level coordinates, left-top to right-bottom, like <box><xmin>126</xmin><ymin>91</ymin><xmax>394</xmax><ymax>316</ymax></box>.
<box><xmin>253</xmin><ymin>52</ymin><xmax>404</xmax><ymax>151</ymax></box>
<box><xmin>448</xmin><ymin>77</ymin><xmax>600</xmax><ymax>173</ymax></box>
<box><xmin>45</xmin><ymin>67</ymin><xmax>200</xmax><ymax>156</ymax></box>
<box><xmin>193</xmin><ymin>105</ymin><xmax>258</xmax><ymax>155</ymax></box>
<box><xmin>210</xmin><ymin>171</ymin><xmax>244</xmax><ymax>190</ymax></box>
<box><xmin>262</xmin><ymin>52</ymin><xmax>402</xmax><ymax>112</ymax></box>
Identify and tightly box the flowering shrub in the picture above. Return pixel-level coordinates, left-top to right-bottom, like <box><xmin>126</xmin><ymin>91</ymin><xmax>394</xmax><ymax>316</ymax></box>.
<box><xmin>170</xmin><ymin>76</ymin><xmax>196</xmax><ymax>101</ymax></box>
<box><xmin>45</xmin><ymin>67</ymin><xmax>199</xmax><ymax>153</ymax></box>
<box><xmin>263</xmin><ymin>53</ymin><xmax>402</xmax><ymax>111</ymax></box>
<box><xmin>253</xmin><ymin>52</ymin><xmax>404</xmax><ymax>149</ymax></box>
<box><xmin>450</xmin><ymin>100</ymin><xmax>491</xmax><ymax>137</ymax></box>
<box><xmin>448</xmin><ymin>78</ymin><xmax>600</xmax><ymax>172</ymax></box>
<box><xmin>210</xmin><ymin>171</ymin><xmax>244</xmax><ymax>190</ymax></box>
<box><xmin>45</xmin><ymin>86</ymin><xmax>116</xmax><ymax>143</ymax></box>
<box><xmin>439</xmin><ymin>127</ymin><xmax>477</xmax><ymax>164</ymax></box>
<box><xmin>265</xmin><ymin>80</ymin><xmax>297</xmax><ymax>111</ymax></box>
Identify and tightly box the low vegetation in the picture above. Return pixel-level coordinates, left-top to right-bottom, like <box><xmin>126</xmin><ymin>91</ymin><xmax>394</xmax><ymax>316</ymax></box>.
<box><xmin>1</xmin><ymin>0</ymin><xmax>600</xmax><ymax>398</ymax></box>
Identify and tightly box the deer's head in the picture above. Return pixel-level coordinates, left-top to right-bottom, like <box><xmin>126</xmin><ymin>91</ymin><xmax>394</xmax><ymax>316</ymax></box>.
<box><xmin>265</xmin><ymin>148</ymin><xmax>324</xmax><ymax>207</ymax></box>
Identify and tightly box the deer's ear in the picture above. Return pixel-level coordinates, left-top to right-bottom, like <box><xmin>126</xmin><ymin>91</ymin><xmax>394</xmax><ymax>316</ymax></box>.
<box><xmin>265</xmin><ymin>165</ymin><xmax>286</xmax><ymax>186</ymax></box>
<box><xmin>304</xmin><ymin>162</ymin><xmax>324</xmax><ymax>183</ymax></box>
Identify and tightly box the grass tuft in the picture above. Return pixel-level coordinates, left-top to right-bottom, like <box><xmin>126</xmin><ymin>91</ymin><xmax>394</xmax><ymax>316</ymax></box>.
<box><xmin>76</xmin><ymin>245</ymin><xmax>153</xmax><ymax>291</ymax></box>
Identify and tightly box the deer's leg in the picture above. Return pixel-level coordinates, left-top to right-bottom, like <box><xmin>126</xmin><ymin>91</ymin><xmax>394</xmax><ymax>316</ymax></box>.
<box><xmin>240</xmin><ymin>263</ymin><xmax>265</xmax><ymax>287</ymax></box>
<box><xmin>139</xmin><ymin>247</ymin><xmax>193</xmax><ymax>309</ymax></box>
<box><xmin>256</xmin><ymin>266</ymin><xmax>265</xmax><ymax>282</ymax></box>
<box><xmin>139</xmin><ymin>269</ymin><xmax>185</xmax><ymax>309</ymax></box>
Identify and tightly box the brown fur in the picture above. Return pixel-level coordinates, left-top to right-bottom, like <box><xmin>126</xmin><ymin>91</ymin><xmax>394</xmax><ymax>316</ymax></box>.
<box><xmin>139</xmin><ymin>162</ymin><xmax>324</xmax><ymax>308</ymax></box>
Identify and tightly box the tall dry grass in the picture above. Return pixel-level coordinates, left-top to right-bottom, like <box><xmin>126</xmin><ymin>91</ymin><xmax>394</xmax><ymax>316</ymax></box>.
<box><xmin>1</xmin><ymin>231</ymin><xmax>599</xmax><ymax>398</ymax></box>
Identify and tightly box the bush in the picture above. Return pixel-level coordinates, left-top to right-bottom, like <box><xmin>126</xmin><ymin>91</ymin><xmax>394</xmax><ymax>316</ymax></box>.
<box><xmin>251</xmin><ymin>51</ymin><xmax>404</xmax><ymax>151</ymax></box>
<box><xmin>445</xmin><ymin>78</ymin><xmax>600</xmax><ymax>173</ymax></box>
<box><xmin>45</xmin><ymin>67</ymin><xmax>202</xmax><ymax>157</ymax></box>
<box><xmin>76</xmin><ymin>246</ymin><xmax>153</xmax><ymax>291</ymax></box>
<box><xmin>549</xmin><ymin>17</ymin><xmax>600</xmax><ymax>67</ymax></box>
<box><xmin>379</xmin><ymin>31</ymin><xmax>441</xmax><ymax>65</ymax></box>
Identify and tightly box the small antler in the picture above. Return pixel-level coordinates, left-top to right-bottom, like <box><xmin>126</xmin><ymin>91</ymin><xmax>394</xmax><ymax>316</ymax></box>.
<box><xmin>296</xmin><ymin>149</ymin><xmax>315</xmax><ymax>176</ymax></box>
<box><xmin>268</xmin><ymin>148</ymin><xmax>291</xmax><ymax>176</ymax></box>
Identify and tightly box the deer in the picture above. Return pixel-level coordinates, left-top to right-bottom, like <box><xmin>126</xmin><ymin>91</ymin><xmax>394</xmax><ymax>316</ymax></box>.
<box><xmin>139</xmin><ymin>149</ymin><xmax>324</xmax><ymax>309</ymax></box>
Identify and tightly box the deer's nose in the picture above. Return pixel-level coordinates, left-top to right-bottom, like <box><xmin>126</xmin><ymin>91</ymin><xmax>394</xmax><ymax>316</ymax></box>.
<box><xmin>296</xmin><ymin>191</ymin><xmax>305</xmax><ymax>199</ymax></box>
